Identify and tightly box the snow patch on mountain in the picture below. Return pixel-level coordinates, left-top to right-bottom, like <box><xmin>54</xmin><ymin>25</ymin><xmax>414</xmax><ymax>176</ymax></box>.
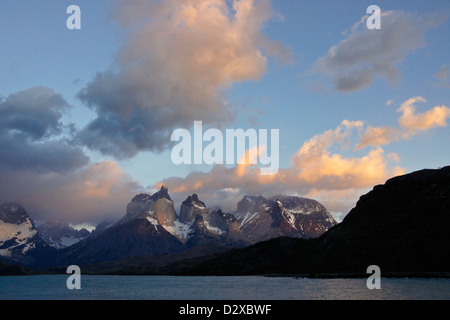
<box><xmin>0</xmin><ymin>217</ymin><xmax>37</xmax><ymax>256</ymax></box>
<box><xmin>204</xmin><ymin>220</ymin><xmax>226</xmax><ymax>235</ymax></box>
<box><xmin>0</xmin><ymin>218</ymin><xmax>36</xmax><ymax>243</ymax></box>
<box><xmin>281</xmin><ymin>208</ymin><xmax>298</xmax><ymax>230</ymax></box>
<box><xmin>146</xmin><ymin>215</ymin><xmax>160</xmax><ymax>230</ymax></box>
<box><xmin>164</xmin><ymin>220</ymin><xmax>193</xmax><ymax>241</ymax></box>
<box><xmin>238</xmin><ymin>211</ymin><xmax>260</xmax><ymax>227</ymax></box>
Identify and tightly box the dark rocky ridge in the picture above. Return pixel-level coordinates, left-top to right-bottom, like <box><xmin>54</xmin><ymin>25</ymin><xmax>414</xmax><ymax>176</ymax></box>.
<box><xmin>162</xmin><ymin>166</ymin><xmax>450</xmax><ymax>276</ymax></box>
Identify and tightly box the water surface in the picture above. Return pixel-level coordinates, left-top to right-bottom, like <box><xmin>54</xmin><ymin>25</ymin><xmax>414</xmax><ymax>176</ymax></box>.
<box><xmin>0</xmin><ymin>276</ymin><xmax>449</xmax><ymax>300</ymax></box>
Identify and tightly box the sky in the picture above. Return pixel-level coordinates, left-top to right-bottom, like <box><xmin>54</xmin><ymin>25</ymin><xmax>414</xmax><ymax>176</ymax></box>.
<box><xmin>0</xmin><ymin>0</ymin><xmax>449</xmax><ymax>225</ymax></box>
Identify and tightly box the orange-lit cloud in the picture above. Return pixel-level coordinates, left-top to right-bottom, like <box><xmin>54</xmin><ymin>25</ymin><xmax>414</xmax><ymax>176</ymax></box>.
<box><xmin>157</xmin><ymin>120</ymin><xmax>403</xmax><ymax>219</ymax></box>
<box><xmin>0</xmin><ymin>161</ymin><xmax>141</xmax><ymax>225</ymax></box>
<box><xmin>356</xmin><ymin>126</ymin><xmax>401</xmax><ymax>149</ymax></box>
<box><xmin>291</xmin><ymin>120</ymin><xmax>402</xmax><ymax>190</ymax></box>
<box><xmin>398</xmin><ymin>97</ymin><xmax>450</xmax><ymax>133</ymax></box>
<box><xmin>236</xmin><ymin>145</ymin><xmax>264</xmax><ymax>177</ymax></box>
<box><xmin>292</xmin><ymin>120</ymin><xmax>364</xmax><ymax>168</ymax></box>
<box><xmin>357</xmin><ymin>97</ymin><xmax>450</xmax><ymax>150</ymax></box>
<box><xmin>78</xmin><ymin>0</ymin><xmax>292</xmax><ymax>158</ymax></box>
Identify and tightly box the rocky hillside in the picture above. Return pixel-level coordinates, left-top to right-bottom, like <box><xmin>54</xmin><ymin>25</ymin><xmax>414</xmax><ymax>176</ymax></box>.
<box><xmin>164</xmin><ymin>166</ymin><xmax>450</xmax><ymax>276</ymax></box>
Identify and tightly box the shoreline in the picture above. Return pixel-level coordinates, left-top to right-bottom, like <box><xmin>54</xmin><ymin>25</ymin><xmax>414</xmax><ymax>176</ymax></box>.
<box><xmin>2</xmin><ymin>272</ymin><xmax>450</xmax><ymax>279</ymax></box>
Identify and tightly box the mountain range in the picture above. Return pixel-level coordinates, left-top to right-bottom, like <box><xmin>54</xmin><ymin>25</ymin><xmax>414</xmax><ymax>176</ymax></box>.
<box><xmin>1</xmin><ymin>166</ymin><xmax>449</xmax><ymax>276</ymax></box>
<box><xmin>0</xmin><ymin>186</ymin><xmax>336</xmax><ymax>269</ymax></box>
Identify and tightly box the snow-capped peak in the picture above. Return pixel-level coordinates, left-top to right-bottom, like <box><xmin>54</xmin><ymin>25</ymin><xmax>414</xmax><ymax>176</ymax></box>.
<box><xmin>0</xmin><ymin>203</ymin><xmax>47</xmax><ymax>259</ymax></box>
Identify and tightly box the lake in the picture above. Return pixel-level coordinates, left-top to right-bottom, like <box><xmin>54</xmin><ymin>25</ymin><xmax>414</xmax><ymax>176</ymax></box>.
<box><xmin>0</xmin><ymin>276</ymin><xmax>449</xmax><ymax>300</ymax></box>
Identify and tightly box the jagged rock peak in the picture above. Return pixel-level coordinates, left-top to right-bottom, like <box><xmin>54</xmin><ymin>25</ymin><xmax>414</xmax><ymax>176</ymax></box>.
<box><xmin>131</xmin><ymin>193</ymin><xmax>152</xmax><ymax>203</ymax></box>
<box><xmin>179</xmin><ymin>193</ymin><xmax>209</xmax><ymax>224</ymax></box>
<box><xmin>157</xmin><ymin>185</ymin><xmax>171</xmax><ymax>201</ymax></box>
<box><xmin>131</xmin><ymin>185</ymin><xmax>172</xmax><ymax>204</ymax></box>
<box><xmin>182</xmin><ymin>194</ymin><xmax>206</xmax><ymax>207</ymax></box>
<box><xmin>243</xmin><ymin>195</ymin><xmax>269</xmax><ymax>204</ymax></box>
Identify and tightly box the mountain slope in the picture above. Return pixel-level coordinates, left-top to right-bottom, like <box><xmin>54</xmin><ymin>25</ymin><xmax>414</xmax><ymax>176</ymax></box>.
<box><xmin>185</xmin><ymin>209</ymin><xmax>251</xmax><ymax>248</ymax></box>
<box><xmin>165</xmin><ymin>166</ymin><xmax>450</xmax><ymax>275</ymax></box>
<box><xmin>0</xmin><ymin>260</ymin><xmax>35</xmax><ymax>276</ymax></box>
<box><xmin>0</xmin><ymin>203</ymin><xmax>55</xmax><ymax>267</ymax></box>
<box><xmin>37</xmin><ymin>221</ymin><xmax>91</xmax><ymax>249</ymax></box>
<box><xmin>55</xmin><ymin>186</ymin><xmax>186</xmax><ymax>265</ymax></box>
<box><xmin>303</xmin><ymin>165</ymin><xmax>450</xmax><ymax>274</ymax></box>
<box><xmin>234</xmin><ymin>195</ymin><xmax>336</xmax><ymax>242</ymax></box>
<box><xmin>1</xmin><ymin>187</ymin><xmax>336</xmax><ymax>268</ymax></box>
<box><xmin>54</xmin><ymin>187</ymin><xmax>252</xmax><ymax>266</ymax></box>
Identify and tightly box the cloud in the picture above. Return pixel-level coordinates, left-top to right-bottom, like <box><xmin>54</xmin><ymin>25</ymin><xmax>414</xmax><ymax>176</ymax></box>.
<box><xmin>0</xmin><ymin>86</ymin><xmax>143</xmax><ymax>225</ymax></box>
<box><xmin>291</xmin><ymin>121</ymin><xmax>399</xmax><ymax>190</ymax></box>
<box><xmin>356</xmin><ymin>126</ymin><xmax>401</xmax><ymax>150</ymax></box>
<box><xmin>312</xmin><ymin>11</ymin><xmax>445</xmax><ymax>92</ymax></box>
<box><xmin>0</xmin><ymin>161</ymin><xmax>141</xmax><ymax>225</ymax></box>
<box><xmin>0</xmin><ymin>86</ymin><xmax>69</xmax><ymax>140</ymax></box>
<box><xmin>157</xmin><ymin>92</ymin><xmax>448</xmax><ymax>216</ymax></box>
<box><xmin>356</xmin><ymin>97</ymin><xmax>450</xmax><ymax>149</ymax></box>
<box><xmin>435</xmin><ymin>65</ymin><xmax>450</xmax><ymax>88</ymax></box>
<box><xmin>292</xmin><ymin>120</ymin><xmax>364</xmax><ymax>169</ymax></box>
<box><xmin>77</xmin><ymin>0</ymin><xmax>291</xmax><ymax>159</ymax></box>
<box><xmin>154</xmin><ymin>94</ymin><xmax>450</xmax><ymax>217</ymax></box>
<box><xmin>0</xmin><ymin>87</ymin><xmax>89</xmax><ymax>173</ymax></box>
<box><xmin>305</xmin><ymin>188</ymin><xmax>370</xmax><ymax>222</ymax></box>
<box><xmin>0</xmin><ymin>137</ymin><xmax>89</xmax><ymax>173</ymax></box>
<box><xmin>398</xmin><ymin>97</ymin><xmax>450</xmax><ymax>133</ymax></box>
<box><xmin>156</xmin><ymin>120</ymin><xmax>403</xmax><ymax>217</ymax></box>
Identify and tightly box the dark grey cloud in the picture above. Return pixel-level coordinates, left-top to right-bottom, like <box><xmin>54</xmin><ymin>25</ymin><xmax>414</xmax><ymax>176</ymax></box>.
<box><xmin>0</xmin><ymin>87</ymin><xmax>89</xmax><ymax>173</ymax></box>
<box><xmin>0</xmin><ymin>86</ymin><xmax>141</xmax><ymax>225</ymax></box>
<box><xmin>334</xmin><ymin>67</ymin><xmax>373</xmax><ymax>92</ymax></box>
<box><xmin>0</xmin><ymin>86</ymin><xmax>69</xmax><ymax>140</ymax></box>
<box><xmin>76</xmin><ymin>70</ymin><xmax>201</xmax><ymax>158</ymax></box>
<box><xmin>0</xmin><ymin>134</ymin><xmax>88</xmax><ymax>173</ymax></box>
